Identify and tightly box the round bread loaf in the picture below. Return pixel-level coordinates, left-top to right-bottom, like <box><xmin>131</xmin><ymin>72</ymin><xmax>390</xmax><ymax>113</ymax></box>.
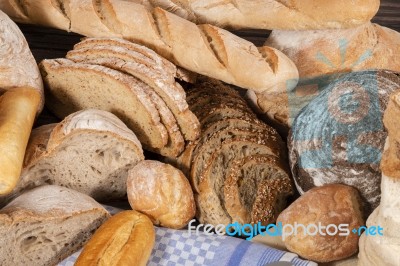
<box><xmin>277</xmin><ymin>184</ymin><xmax>364</xmax><ymax>263</ymax></box>
<box><xmin>127</xmin><ymin>160</ymin><xmax>195</xmax><ymax>229</ymax></box>
<box><xmin>288</xmin><ymin>70</ymin><xmax>400</xmax><ymax>215</ymax></box>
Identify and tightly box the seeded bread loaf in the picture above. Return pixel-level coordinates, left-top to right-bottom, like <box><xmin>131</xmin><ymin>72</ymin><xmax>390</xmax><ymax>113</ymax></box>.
<box><xmin>289</xmin><ymin>70</ymin><xmax>400</xmax><ymax>215</ymax></box>
<box><xmin>0</xmin><ymin>0</ymin><xmax>299</xmax><ymax>93</ymax></box>
<box><xmin>0</xmin><ymin>109</ymin><xmax>144</xmax><ymax>207</ymax></box>
<box><xmin>66</xmin><ymin>38</ymin><xmax>200</xmax><ymax>142</ymax></box>
<box><xmin>40</xmin><ymin>58</ymin><xmax>169</xmax><ymax>149</ymax></box>
<box><xmin>0</xmin><ymin>185</ymin><xmax>110</xmax><ymax>266</ymax></box>
<box><xmin>174</xmin><ymin>78</ymin><xmax>292</xmax><ymax>226</ymax></box>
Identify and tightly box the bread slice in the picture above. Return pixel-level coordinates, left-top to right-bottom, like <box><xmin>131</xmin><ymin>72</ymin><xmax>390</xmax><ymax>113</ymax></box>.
<box><xmin>68</xmin><ymin>38</ymin><xmax>200</xmax><ymax>141</ymax></box>
<box><xmin>0</xmin><ymin>109</ymin><xmax>144</xmax><ymax>207</ymax></box>
<box><xmin>196</xmin><ymin>135</ymin><xmax>284</xmax><ymax>226</ymax></box>
<box><xmin>40</xmin><ymin>58</ymin><xmax>168</xmax><ymax>149</ymax></box>
<box><xmin>0</xmin><ymin>185</ymin><xmax>110</xmax><ymax>266</ymax></box>
<box><xmin>224</xmin><ymin>155</ymin><xmax>292</xmax><ymax>225</ymax></box>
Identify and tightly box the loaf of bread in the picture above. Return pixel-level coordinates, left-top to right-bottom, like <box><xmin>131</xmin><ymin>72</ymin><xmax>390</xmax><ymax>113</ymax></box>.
<box><xmin>288</xmin><ymin>70</ymin><xmax>400</xmax><ymax>215</ymax></box>
<box><xmin>0</xmin><ymin>10</ymin><xmax>44</xmax><ymax>112</ymax></box>
<box><xmin>1</xmin><ymin>0</ymin><xmax>299</xmax><ymax>93</ymax></box>
<box><xmin>171</xmin><ymin>77</ymin><xmax>293</xmax><ymax>226</ymax></box>
<box><xmin>1</xmin><ymin>0</ymin><xmax>379</xmax><ymax>31</ymax></box>
<box><xmin>0</xmin><ymin>185</ymin><xmax>110</xmax><ymax>266</ymax></box>
<box><xmin>278</xmin><ymin>184</ymin><xmax>364</xmax><ymax>263</ymax></box>
<box><xmin>248</xmin><ymin>23</ymin><xmax>400</xmax><ymax>133</ymax></box>
<box><xmin>358</xmin><ymin>91</ymin><xmax>400</xmax><ymax>266</ymax></box>
<box><xmin>41</xmin><ymin>38</ymin><xmax>201</xmax><ymax>157</ymax></box>
<box><xmin>0</xmin><ymin>88</ymin><xmax>41</xmax><ymax>195</ymax></box>
<box><xmin>75</xmin><ymin>210</ymin><xmax>155</xmax><ymax>266</ymax></box>
<box><xmin>127</xmin><ymin>160</ymin><xmax>195</xmax><ymax>229</ymax></box>
<box><xmin>0</xmin><ymin>109</ymin><xmax>144</xmax><ymax>206</ymax></box>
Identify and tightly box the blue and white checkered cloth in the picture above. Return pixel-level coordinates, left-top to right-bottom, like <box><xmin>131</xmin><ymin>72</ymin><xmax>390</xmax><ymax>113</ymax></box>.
<box><xmin>59</xmin><ymin>205</ymin><xmax>317</xmax><ymax>266</ymax></box>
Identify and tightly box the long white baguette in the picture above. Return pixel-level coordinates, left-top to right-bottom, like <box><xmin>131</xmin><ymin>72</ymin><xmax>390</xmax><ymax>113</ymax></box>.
<box><xmin>0</xmin><ymin>0</ymin><xmax>298</xmax><ymax>93</ymax></box>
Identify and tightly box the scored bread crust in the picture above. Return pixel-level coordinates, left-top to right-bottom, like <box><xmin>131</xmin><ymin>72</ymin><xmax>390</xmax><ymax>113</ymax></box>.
<box><xmin>0</xmin><ymin>185</ymin><xmax>110</xmax><ymax>266</ymax></box>
<box><xmin>224</xmin><ymin>155</ymin><xmax>293</xmax><ymax>225</ymax></box>
<box><xmin>0</xmin><ymin>1</ymin><xmax>299</xmax><ymax>93</ymax></box>
<box><xmin>40</xmin><ymin>58</ymin><xmax>168</xmax><ymax>149</ymax></box>
<box><xmin>1</xmin><ymin>109</ymin><xmax>145</xmax><ymax>206</ymax></box>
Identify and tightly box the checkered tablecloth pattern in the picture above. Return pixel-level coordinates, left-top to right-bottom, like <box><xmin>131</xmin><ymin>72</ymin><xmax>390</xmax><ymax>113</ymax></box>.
<box><xmin>59</xmin><ymin>206</ymin><xmax>317</xmax><ymax>266</ymax></box>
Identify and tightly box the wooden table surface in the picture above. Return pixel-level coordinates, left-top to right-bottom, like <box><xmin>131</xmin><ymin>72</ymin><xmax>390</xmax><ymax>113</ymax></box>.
<box><xmin>15</xmin><ymin>0</ymin><xmax>400</xmax><ymax>127</ymax></box>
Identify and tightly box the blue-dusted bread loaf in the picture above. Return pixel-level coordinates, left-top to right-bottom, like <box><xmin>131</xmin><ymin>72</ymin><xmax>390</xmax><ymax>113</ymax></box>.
<box><xmin>289</xmin><ymin>70</ymin><xmax>400</xmax><ymax>215</ymax></box>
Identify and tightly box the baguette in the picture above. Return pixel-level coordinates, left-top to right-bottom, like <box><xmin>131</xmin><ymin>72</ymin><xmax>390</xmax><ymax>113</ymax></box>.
<box><xmin>75</xmin><ymin>210</ymin><xmax>155</xmax><ymax>266</ymax></box>
<box><xmin>0</xmin><ymin>87</ymin><xmax>40</xmax><ymax>195</ymax></box>
<box><xmin>0</xmin><ymin>0</ymin><xmax>298</xmax><ymax>93</ymax></box>
<box><xmin>123</xmin><ymin>0</ymin><xmax>380</xmax><ymax>30</ymax></box>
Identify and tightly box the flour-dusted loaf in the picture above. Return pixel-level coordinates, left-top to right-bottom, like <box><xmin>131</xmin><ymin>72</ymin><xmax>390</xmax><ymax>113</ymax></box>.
<box><xmin>0</xmin><ymin>1</ymin><xmax>299</xmax><ymax>93</ymax></box>
<box><xmin>40</xmin><ymin>58</ymin><xmax>169</xmax><ymax>149</ymax></box>
<box><xmin>127</xmin><ymin>160</ymin><xmax>195</xmax><ymax>229</ymax></box>
<box><xmin>173</xmin><ymin>78</ymin><xmax>292</xmax><ymax>226</ymax></box>
<box><xmin>0</xmin><ymin>109</ymin><xmax>144</xmax><ymax>207</ymax></box>
<box><xmin>358</xmin><ymin>91</ymin><xmax>400</xmax><ymax>266</ymax></box>
<box><xmin>0</xmin><ymin>185</ymin><xmax>110</xmax><ymax>266</ymax></box>
<box><xmin>289</xmin><ymin>70</ymin><xmax>400</xmax><ymax>215</ymax></box>
<box><xmin>0</xmin><ymin>10</ymin><xmax>44</xmax><ymax>111</ymax></box>
<box><xmin>249</xmin><ymin>23</ymin><xmax>400</xmax><ymax>133</ymax></box>
<box><xmin>278</xmin><ymin>184</ymin><xmax>364</xmax><ymax>263</ymax></box>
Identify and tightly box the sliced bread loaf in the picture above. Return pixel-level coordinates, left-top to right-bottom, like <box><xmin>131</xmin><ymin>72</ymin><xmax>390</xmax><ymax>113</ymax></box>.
<box><xmin>0</xmin><ymin>185</ymin><xmax>109</xmax><ymax>266</ymax></box>
<box><xmin>224</xmin><ymin>155</ymin><xmax>292</xmax><ymax>225</ymax></box>
<box><xmin>196</xmin><ymin>135</ymin><xmax>287</xmax><ymax>226</ymax></box>
<box><xmin>40</xmin><ymin>58</ymin><xmax>168</xmax><ymax>149</ymax></box>
<box><xmin>66</xmin><ymin>42</ymin><xmax>200</xmax><ymax>141</ymax></box>
<box><xmin>0</xmin><ymin>109</ymin><xmax>144</xmax><ymax>207</ymax></box>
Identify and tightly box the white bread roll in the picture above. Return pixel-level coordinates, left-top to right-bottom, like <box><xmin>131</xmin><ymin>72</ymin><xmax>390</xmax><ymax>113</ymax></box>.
<box><xmin>0</xmin><ymin>0</ymin><xmax>299</xmax><ymax>93</ymax></box>
<box><xmin>127</xmin><ymin>160</ymin><xmax>195</xmax><ymax>229</ymax></box>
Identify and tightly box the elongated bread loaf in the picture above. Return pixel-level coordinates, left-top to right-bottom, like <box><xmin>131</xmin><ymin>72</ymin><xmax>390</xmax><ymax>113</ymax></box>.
<box><xmin>0</xmin><ymin>87</ymin><xmax>41</xmax><ymax>195</ymax></box>
<box><xmin>75</xmin><ymin>210</ymin><xmax>155</xmax><ymax>266</ymax></box>
<box><xmin>0</xmin><ymin>109</ymin><xmax>144</xmax><ymax>206</ymax></box>
<box><xmin>0</xmin><ymin>0</ymin><xmax>298</xmax><ymax>93</ymax></box>
<box><xmin>123</xmin><ymin>0</ymin><xmax>380</xmax><ymax>30</ymax></box>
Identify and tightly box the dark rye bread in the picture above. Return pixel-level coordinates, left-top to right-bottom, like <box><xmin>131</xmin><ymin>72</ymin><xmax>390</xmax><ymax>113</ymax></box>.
<box><xmin>196</xmin><ymin>135</ymin><xmax>287</xmax><ymax>226</ymax></box>
<box><xmin>289</xmin><ymin>70</ymin><xmax>400</xmax><ymax>215</ymax></box>
<box><xmin>224</xmin><ymin>155</ymin><xmax>292</xmax><ymax>225</ymax></box>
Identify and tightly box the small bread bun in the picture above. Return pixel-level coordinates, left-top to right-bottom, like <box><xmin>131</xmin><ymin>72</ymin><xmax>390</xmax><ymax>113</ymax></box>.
<box><xmin>127</xmin><ymin>160</ymin><xmax>196</xmax><ymax>229</ymax></box>
<box><xmin>75</xmin><ymin>210</ymin><xmax>155</xmax><ymax>266</ymax></box>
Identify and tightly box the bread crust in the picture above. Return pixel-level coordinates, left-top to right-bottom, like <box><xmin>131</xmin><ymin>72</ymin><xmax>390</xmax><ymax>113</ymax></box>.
<box><xmin>75</xmin><ymin>210</ymin><xmax>154</xmax><ymax>266</ymax></box>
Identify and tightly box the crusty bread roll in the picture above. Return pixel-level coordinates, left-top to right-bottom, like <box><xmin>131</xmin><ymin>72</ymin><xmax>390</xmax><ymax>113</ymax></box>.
<box><xmin>278</xmin><ymin>184</ymin><xmax>364</xmax><ymax>263</ymax></box>
<box><xmin>0</xmin><ymin>109</ymin><xmax>144</xmax><ymax>206</ymax></box>
<box><xmin>0</xmin><ymin>0</ymin><xmax>299</xmax><ymax>93</ymax></box>
<box><xmin>0</xmin><ymin>185</ymin><xmax>110</xmax><ymax>266</ymax></box>
<box><xmin>127</xmin><ymin>160</ymin><xmax>195</xmax><ymax>229</ymax></box>
<box><xmin>75</xmin><ymin>210</ymin><xmax>155</xmax><ymax>266</ymax></box>
<box><xmin>0</xmin><ymin>87</ymin><xmax>41</xmax><ymax>195</ymax></box>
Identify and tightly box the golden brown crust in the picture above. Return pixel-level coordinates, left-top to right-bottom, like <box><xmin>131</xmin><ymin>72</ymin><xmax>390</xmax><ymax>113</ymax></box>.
<box><xmin>75</xmin><ymin>210</ymin><xmax>155</xmax><ymax>266</ymax></box>
<box><xmin>277</xmin><ymin>184</ymin><xmax>364</xmax><ymax>263</ymax></box>
<box><xmin>0</xmin><ymin>87</ymin><xmax>41</xmax><ymax>195</ymax></box>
